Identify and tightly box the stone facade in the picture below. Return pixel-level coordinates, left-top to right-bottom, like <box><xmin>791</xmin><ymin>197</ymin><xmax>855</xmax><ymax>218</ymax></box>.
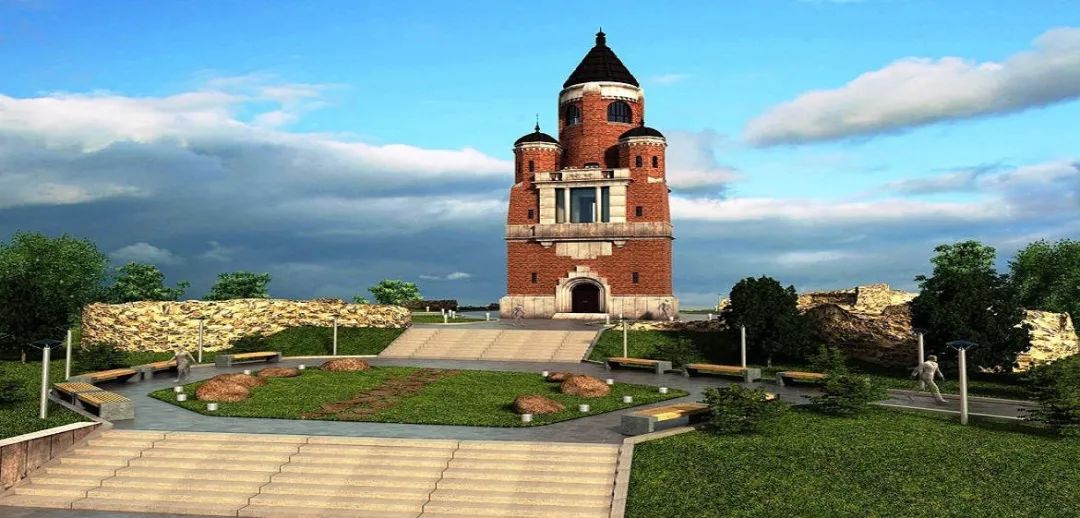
<box><xmin>1016</xmin><ymin>310</ymin><xmax>1079</xmax><ymax>371</ymax></box>
<box><xmin>81</xmin><ymin>298</ymin><xmax>409</xmax><ymax>352</ymax></box>
<box><xmin>1</xmin><ymin>422</ymin><xmax>101</xmax><ymax>490</ymax></box>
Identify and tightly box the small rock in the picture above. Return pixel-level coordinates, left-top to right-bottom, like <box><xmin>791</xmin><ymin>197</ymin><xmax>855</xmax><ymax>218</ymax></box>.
<box><xmin>512</xmin><ymin>395</ymin><xmax>566</xmax><ymax>415</ymax></box>
<box><xmin>320</xmin><ymin>358</ymin><xmax>371</xmax><ymax>372</ymax></box>
<box><xmin>560</xmin><ymin>375</ymin><xmax>611</xmax><ymax>398</ymax></box>
<box><xmin>257</xmin><ymin>367</ymin><xmax>301</xmax><ymax>378</ymax></box>
<box><xmin>195</xmin><ymin>380</ymin><xmax>251</xmax><ymax>402</ymax></box>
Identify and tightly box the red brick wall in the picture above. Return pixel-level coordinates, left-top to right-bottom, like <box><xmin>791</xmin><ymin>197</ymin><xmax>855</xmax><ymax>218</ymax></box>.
<box><xmin>513</xmin><ymin>146</ymin><xmax>559</xmax><ymax>184</ymax></box>
<box><xmin>558</xmin><ymin>89</ymin><xmax>641</xmax><ymax>169</ymax></box>
<box><xmin>619</xmin><ymin>141</ymin><xmax>669</xmax><ymax>223</ymax></box>
<box><xmin>506</xmin><ymin>184</ymin><xmax>538</xmax><ymax>225</ymax></box>
<box><xmin>506</xmin><ymin>239</ymin><xmax>673</xmax><ymax>295</ymax></box>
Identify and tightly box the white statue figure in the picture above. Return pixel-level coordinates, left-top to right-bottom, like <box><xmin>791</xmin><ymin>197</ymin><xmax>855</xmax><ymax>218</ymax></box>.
<box><xmin>173</xmin><ymin>345</ymin><xmax>196</xmax><ymax>383</ymax></box>
<box><xmin>910</xmin><ymin>354</ymin><xmax>947</xmax><ymax>403</ymax></box>
<box><xmin>511</xmin><ymin>305</ymin><xmax>526</xmax><ymax>326</ymax></box>
<box><xmin>658</xmin><ymin>299</ymin><xmax>673</xmax><ymax>320</ymax></box>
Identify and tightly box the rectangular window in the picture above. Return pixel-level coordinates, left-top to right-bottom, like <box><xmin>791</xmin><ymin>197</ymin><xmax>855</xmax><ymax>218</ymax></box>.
<box><xmin>555</xmin><ymin>188</ymin><xmax>566</xmax><ymax>223</ymax></box>
<box><xmin>527</xmin><ymin>209</ymin><xmax>534</xmax><ymax>220</ymax></box>
<box><xmin>531</xmin><ymin>272</ymin><xmax>538</xmax><ymax>283</ymax></box>
<box><xmin>601</xmin><ymin>187</ymin><xmax>610</xmax><ymax>222</ymax></box>
<box><xmin>570</xmin><ymin>187</ymin><xmax>597</xmax><ymax>223</ymax></box>
<box><xmin>632</xmin><ymin>272</ymin><xmax>640</xmax><ymax>284</ymax></box>
<box><xmin>635</xmin><ymin>206</ymin><xmax>644</xmax><ymax>217</ymax></box>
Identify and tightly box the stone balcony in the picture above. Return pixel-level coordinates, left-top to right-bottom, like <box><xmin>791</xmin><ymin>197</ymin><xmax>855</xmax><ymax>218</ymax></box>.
<box><xmin>534</xmin><ymin>168</ymin><xmax>630</xmax><ymax>183</ymax></box>
<box><xmin>505</xmin><ymin>221</ymin><xmax>673</xmax><ymax>242</ymax></box>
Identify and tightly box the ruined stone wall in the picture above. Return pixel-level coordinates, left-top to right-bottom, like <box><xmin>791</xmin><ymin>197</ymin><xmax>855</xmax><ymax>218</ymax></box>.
<box><xmin>81</xmin><ymin>299</ymin><xmax>410</xmax><ymax>352</ymax></box>
<box><xmin>1016</xmin><ymin>310</ymin><xmax>1079</xmax><ymax>371</ymax></box>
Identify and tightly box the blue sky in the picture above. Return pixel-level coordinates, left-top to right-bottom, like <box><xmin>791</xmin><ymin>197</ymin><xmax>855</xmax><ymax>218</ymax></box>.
<box><xmin>1</xmin><ymin>0</ymin><xmax>1078</xmax><ymax>306</ymax></box>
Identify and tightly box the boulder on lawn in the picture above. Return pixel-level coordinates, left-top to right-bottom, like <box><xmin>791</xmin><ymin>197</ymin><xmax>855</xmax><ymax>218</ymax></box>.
<box><xmin>321</xmin><ymin>358</ymin><xmax>371</xmax><ymax>372</ymax></box>
<box><xmin>210</xmin><ymin>373</ymin><xmax>265</xmax><ymax>389</ymax></box>
<box><xmin>257</xmin><ymin>367</ymin><xmax>301</xmax><ymax>378</ymax></box>
<box><xmin>560</xmin><ymin>375</ymin><xmax>610</xmax><ymax>398</ymax></box>
<box><xmin>196</xmin><ymin>380</ymin><xmax>251</xmax><ymax>402</ymax></box>
<box><xmin>545</xmin><ymin>371</ymin><xmax>575</xmax><ymax>382</ymax></box>
<box><xmin>512</xmin><ymin>395</ymin><xmax>566</xmax><ymax>415</ymax></box>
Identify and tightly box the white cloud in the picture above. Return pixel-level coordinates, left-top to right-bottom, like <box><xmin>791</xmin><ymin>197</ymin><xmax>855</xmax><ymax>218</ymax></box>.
<box><xmin>671</xmin><ymin>195</ymin><xmax>1001</xmax><ymax>223</ymax></box>
<box><xmin>199</xmin><ymin>241</ymin><xmax>238</xmax><ymax>263</ymax></box>
<box><xmin>110</xmin><ymin>242</ymin><xmax>182</xmax><ymax>265</ymax></box>
<box><xmin>664</xmin><ymin>130</ymin><xmax>739</xmax><ymax>192</ymax></box>
<box><xmin>745</xmin><ymin>27</ymin><xmax>1080</xmax><ymax>145</ymax></box>
<box><xmin>649</xmin><ymin>73</ymin><xmax>691</xmax><ymax>86</ymax></box>
<box><xmin>420</xmin><ymin>272</ymin><xmax>473</xmax><ymax>281</ymax></box>
<box><xmin>774</xmin><ymin>250</ymin><xmax>856</xmax><ymax>266</ymax></box>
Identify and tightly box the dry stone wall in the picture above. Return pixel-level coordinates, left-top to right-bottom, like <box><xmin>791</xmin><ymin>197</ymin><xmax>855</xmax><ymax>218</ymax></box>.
<box><xmin>1016</xmin><ymin>310</ymin><xmax>1079</xmax><ymax>371</ymax></box>
<box><xmin>81</xmin><ymin>298</ymin><xmax>410</xmax><ymax>352</ymax></box>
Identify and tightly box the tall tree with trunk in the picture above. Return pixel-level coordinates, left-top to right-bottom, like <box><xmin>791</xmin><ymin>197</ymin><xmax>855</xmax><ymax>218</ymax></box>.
<box><xmin>1010</xmin><ymin>239</ymin><xmax>1080</xmax><ymax>322</ymax></box>
<box><xmin>106</xmin><ymin>262</ymin><xmax>190</xmax><ymax>303</ymax></box>
<box><xmin>204</xmin><ymin>272</ymin><xmax>271</xmax><ymax>300</ymax></box>
<box><xmin>722</xmin><ymin>276</ymin><xmax>809</xmax><ymax>366</ymax></box>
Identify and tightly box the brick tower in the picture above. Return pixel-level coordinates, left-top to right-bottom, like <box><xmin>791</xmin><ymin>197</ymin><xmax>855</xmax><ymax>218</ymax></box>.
<box><xmin>499</xmin><ymin>30</ymin><xmax>678</xmax><ymax>320</ymax></box>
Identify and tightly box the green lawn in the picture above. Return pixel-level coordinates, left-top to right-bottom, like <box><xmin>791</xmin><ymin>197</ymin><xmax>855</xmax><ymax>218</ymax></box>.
<box><xmin>0</xmin><ymin>361</ymin><xmax>88</xmax><ymax>439</ymax></box>
<box><xmin>151</xmin><ymin>367</ymin><xmax>687</xmax><ymax>427</ymax></box>
<box><xmin>410</xmin><ymin>314</ymin><xmax>485</xmax><ymax>324</ymax></box>
<box><xmin>627</xmin><ymin>408</ymin><xmax>1073</xmax><ymax>518</ymax></box>
<box><xmin>589</xmin><ymin>329</ymin><xmax>1029</xmax><ymax>400</ymax></box>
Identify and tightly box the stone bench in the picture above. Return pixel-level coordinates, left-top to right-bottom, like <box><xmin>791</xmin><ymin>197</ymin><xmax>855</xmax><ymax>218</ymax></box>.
<box><xmin>77</xmin><ymin>391</ymin><xmax>134</xmax><ymax>421</ymax></box>
<box><xmin>684</xmin><ymin>363</ymin><xmax>761</xmax><ymax>382</ymax></box>
<box><xmin>605</xmin><ymin>357</ymin><xmax>672</xmax><ymax>375</ymax></box>
<box><xmin>776</xmin><ymin>370</ymin><xmax>827</xmax><ymax>386</ymax></box>
<box><xmin>68</xmin><ymin>367</ymin><xmax>141</xmax><ymax>385</ymax></box>
<box><xmin>215</xmin><ymin>351</ymin><xmax>282</xmax><ymax>368</ymax></box>
<box><xmin>135</xmin><ymin>359</ymin><xmax>177</xmax><ymax>379</ymax></box>
<box><xmin>52</xmin><ymin>382</ymin><xmax>103</xmax><ymax>405</ymax></box>
<box><xmin>621</xmin><ymin>402</ymin><xmax>711</xmax><ymax>435</ymax></box>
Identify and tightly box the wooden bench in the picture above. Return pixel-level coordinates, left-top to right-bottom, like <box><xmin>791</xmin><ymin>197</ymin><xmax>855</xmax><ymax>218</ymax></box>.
<box><xmin>77</xmin><ymin>391</ymin><xmax>134</xmax><ymax>421</ymax></box>
<box><xmin>135</xmin><ymin>359</ymin><xmax>178</xmax><ymax>379</ymax></box>
<box><xmin>69</xmin><ymin>367</ymin><xmax>142</xmax><ymax>385</ymax></box>
<box><xmin>52</xmin><ymin>382</ymin><xmax>103</xmax><ymax>405</ymax></box>
<box><xmin>684</xmin><ymin>363</ymin><xmax>762</xmax><ymax>382</ymax></box>
<box><xmin>621</xmin><ymin>402</ymin><xmax>711</xmax><ymax>435</ymax></box>
<box><xmin>605</xmin><ymin>357</ymin><xmax>673</xmax><ymax>375</ymax></box>
<box><xmin>775</xmin><ymin>370</ymin><xmax>827</xmax><ymax>386</ymax></box>
<box><xmin>215</xmin><ymin>351</ymin><xmax>282</xmax><ymax>368</ymax></box>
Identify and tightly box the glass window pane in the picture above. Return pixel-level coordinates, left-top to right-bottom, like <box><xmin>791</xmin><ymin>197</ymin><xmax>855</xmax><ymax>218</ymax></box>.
<box><xmin>570</xmin><ymin>188</ymin><xmax>596</xmax><ymax>223</ymax></box>
<box><xmin>601</xmin><ymin>187</ymin><xmax>610</xmax><ymax>222</ymax></box>
<box><xmin>555</xmin><ymin>188</ymin><xmax>565</xmax><ymax>223</ymax></box>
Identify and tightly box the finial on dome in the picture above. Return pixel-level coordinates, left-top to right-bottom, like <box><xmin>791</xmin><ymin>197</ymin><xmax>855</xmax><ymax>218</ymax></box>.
<box><xmin>535</xmin><ymin>114</ymin><xmax>540</xmax><ymax>133</ymax></box>
<box><xmin>596</xmin><ymin>28</ymin><xmax>606</xmax><ymax>46</ymax></box>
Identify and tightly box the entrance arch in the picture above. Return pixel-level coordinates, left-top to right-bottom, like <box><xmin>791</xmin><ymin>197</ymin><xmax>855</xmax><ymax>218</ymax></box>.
<box><xmin>571</xmin><ymin>282</ymin><xmax>601</xmax><ymax>313</ymax></box>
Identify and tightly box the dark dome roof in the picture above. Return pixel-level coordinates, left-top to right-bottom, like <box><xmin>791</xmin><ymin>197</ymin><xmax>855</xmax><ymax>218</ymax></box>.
<box><xmin>620</xmin><ymin>122</ymin><xmax>664</xmax><ymax>140</ymax></box>
<box><xmin>563</xmin><ymin>31</ymin><xmax>639</xmax><ymax>88</ymax></box>
<box><xmin>515</xmin><ymin>124</ymin><xmax>558</xmax><ymax>145</ymax></box>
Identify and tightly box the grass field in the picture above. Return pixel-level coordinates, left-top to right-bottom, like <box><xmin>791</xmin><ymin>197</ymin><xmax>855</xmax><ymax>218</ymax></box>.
<box><xmin>589</xmin><ymin>329</ymin><xmax>1029</xmax><ymax>400</ymax></box>
<box><xmin>151</xmin><ymin>367</ymin><xmax>687</xmax><ymax>427</ymax></box>
<box><xmin>0</xmin><ymin>361</ymin><xmax>88</xmax><ymax>439</ymax></box>
<box><xmin>627</xmin><ymin>408</ymin><xmax>1072</xmax><ymax>518</ymax></box>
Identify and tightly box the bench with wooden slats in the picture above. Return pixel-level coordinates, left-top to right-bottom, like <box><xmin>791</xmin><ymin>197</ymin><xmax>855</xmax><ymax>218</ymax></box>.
<box><xmin>775</xmin><ymin>370</ymin><xmax>827</xmax><ymax>386</ymax></box>
<box><xmin>605</xmin><ymin>357</ymin><xmax>673</xmax><ymax>375</ymax></box>
<box><xmin>215</xmin><ymin>351</ymin><xmax>282</xmax><ymax>368</ymax></box>
<box><xmin>52</xmin><ymin>382</ymin><xmax>103</xmax><ymax>404</ymax></box>
<box><xmin>77</xmin><ymin>390</ymin><xmax>134</xmax><ymax>421</ymax></box>
<box><xmin>69</xmin><ymin>367</ymin><xmax>141</xmax><ymax>385</ymax></box>
<box><xmin>684</xmin><ymin>363</ymin><xmax>762</xmax><ymax>382</ymax></box>
<box><xmin>135</xmin><ymin>359</ymin><xmax>178</xmax><ymax>379</ymax></box>
<box><xmin>621</xmin><ymin>402</ymin><xmax>710</xmax><ymax>435</ymax></box>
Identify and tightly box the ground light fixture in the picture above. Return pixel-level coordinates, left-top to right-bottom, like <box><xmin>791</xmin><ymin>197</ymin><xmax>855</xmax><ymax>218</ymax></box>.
<box><xmin>176</xmin><ymin>393</ymin><xmax>188</xmax><ymax>402</ymax></box>
<box><xmin>622</xmin><ymin>395</ymin><xmax>633</xmax><ymax>403</ymax></box>
<box><xmin>659</xmin><ymin>387</ymin><xmax>669</xmax><ymax>394</ymax></box>
<box><xmin>520</xmin><ymin>413</ymin><xmax>532</xmax><ymax>423</ymax></box>
<box><xmin>605</xmin><ymin>378</ymin><xmax>615</xmax><ymax>385</ymax></box>
<box><xmin>578</xmin><ymin>404</ymin><xmax>590</xmax><ymax>413</ymax></box>
<box><xmin>173</xmin><ymin>386</ymin><xmax>184</xmax><ymax>393</ymax></box>
<box><xmin>207</xmin><ymin>402</ymin><xmax>218</xmax><ymax>412</ymax></box>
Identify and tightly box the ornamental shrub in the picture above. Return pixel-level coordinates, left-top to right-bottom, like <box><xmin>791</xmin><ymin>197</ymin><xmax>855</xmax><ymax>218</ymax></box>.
<box><xmin>0</xmin><ymin>376</ymin><xmax>20</xmax><ymax>405</ymax></box>
<box><xmin>75</xmin><ymin>342</ymin><xmax>128</xmax><ymax>373</ymax></box>
<box><xmin>806</xmin><ymin>373</ymin><xmax>888</xmax><ymax>416</ymax></box>
<box><xmin>702</xmin><ymin>384</ymin><xmax>786</xmax><ymax>435</ymax></box>
<box><xmin>1023</xmin><ymin>355</ymin><xmax>1080</xmax><ymax>437</ymax></box>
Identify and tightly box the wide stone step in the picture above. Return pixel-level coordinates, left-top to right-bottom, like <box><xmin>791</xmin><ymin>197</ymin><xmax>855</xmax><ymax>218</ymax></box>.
<box><xmin>140</xmin><ymin>448</ymin><xmax>294</xmax><ymax>462</ymax></box>
<box><xmin>44</xmin><ymin>465</ymin><xmax>119</xmax><ymax>478</ymax></box>
<box><xmin>269</xmin><ymin>472</ymin><xmax>439</xmax><ymax>489</ymax></box>
<box><xmin>419</xmin><ymin>502</ymin><xmax>609</xmax><ymax>517</ymax></box>
<box><xmin>152</xmin><ymin>440</ymin><xmax>302</xmax><ymax>453</ymax></box>
<box><xmin>73</xmin><ymin>447</ymin><xmax>144</xmax><ymax>458</ymax></box>
<box><xmin>126</xmin><ymin>456</ymin><xmax>284</xmax><ymax>471</ymax></box>
<box><xmin>259</xmin><ymin>482</ymin><xmax>432</xmax><ymax>499</ymax></box>
<box><xmin>307</xmin><ymin>436</ymin><xmax>458</xmax><ymax>449</ymax></box>
<box><xmin>73</xmin><ymin>497</ymin><xmax>243</xmax><ymax>516</ymax></box>
<box><xmin>298</xmin><ymin>445</ymin><xmax>455</xmax><ymax>459</ymax></box>
<box><xmin>434</xmin><ymin>478</ymin><xmax>614</xmax><ymax>497</ymax></box>
<box><xmin>114</xmin><ymin>466</ymin><xmax>275</xmax><ymax>482</ymax></box>
<box><xmin>441</xmin><ymin>467</ymin><xmax>614</xmax><ymax>485</ymax></box>
<box><xmin>289</xmin><ymin>454</ymin><xmax>449</xmax><ymax>468</ymax></box>
<box><xmin>99</xmin><ymin>430</ymin><xmax>167</xmax><ymax>441</ymax></box>
<box><xmin>13</xmin><ymin>485</ymin><xmax>95</xmax><ymax>498</ymax></box>
<box><xmin>0</xmin><ymin>493</ymin><xmax>77</xmax><ymax>510</ymax></box>
<box><xmin>101</xmin><ymin>476</ymin><xmax>266</xmax><ymax>493</ymax></box>
<box><xmin>428</xmin><ymin>488</ymin><xmax>611</xmax><ymax>508</ymax></box>
<box><xmin>60</xmin><ymin>454</ymin><xmax>134</xmax><ymax>468</ymax></box>
<box><xmin>282</xmin><ymin>463</ymin><xmax>446</xmax><ymax>478</ymax></box>
<box><xmin>29</xmin><ymin>475</ymin><xmax>103</xmax><ymax>487</ymax></box>
<box><xmin>84</xmin><ymin>486</ymin><xmax>254</xmax><ymax>505</ymax></box>
<box><xmin>246</xmin><ymin>493</ymin><xmax>425</xmax><ymax>513</ymax></box>
<box><xmin>164</xmin><ymin>431</ymin><xmax>308</xmax><ymax>444</ymax></box>
<box><xmin>458</xmin><ymin>441</ymin><xmax>619</xmax><ymax>454</ymax></box>
<box><xmin>238</xmin><ymin>504</ymin><xmax>419</xmax><ymax>517</ymax></box>
<box><xmin>447</xmin><ymin>458</ymin><xmax>615</xmax><ymax>474</ymax></box>
<box><xmin>87</xmin><ymin>438</ymin><xmax>157</xmax><ymax>449</ymax></box>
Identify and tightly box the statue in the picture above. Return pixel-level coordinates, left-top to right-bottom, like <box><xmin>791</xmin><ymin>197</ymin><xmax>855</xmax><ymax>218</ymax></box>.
<box><xmin>511</xmin><ymin>305</ymin><xmax>526</xmax><ymax>327</ymax></box>
<box><xmin>173</xmin><ymin>345</ymin><xmax>196</xmax><ymax>383</ymax></box>
<box><xmin>658</xmin><ymin>299</ymin><xmax>673</xmax><ymax>320</ymax></box>
<box><xmin>909</xmin><ymin>354</ymin><xmax>947</xmax><ymax>403</ymax></box>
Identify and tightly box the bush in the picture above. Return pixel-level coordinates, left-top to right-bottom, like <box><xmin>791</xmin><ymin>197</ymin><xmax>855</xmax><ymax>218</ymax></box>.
<box><xmin>806</xmin><ymin>373</ymin><xmax>888</xmax><ymax>416</ymax></box>
<box><xmin>230</xmin><ymin>333</ymin><xmax>270</xmax><ymax>353</ymax></box>
<box><xmin>75</xmin><ymin>342</ymin><xmax>128</xmax><ymax>372</ymax></box>
<box><xmin>808</xmin><ymin>344</ymin><xmax>847</xmax><ymax>374</ymax></box>
<box><xmin>702</xmin><ymin>384</ymin><xmax>787</xmax><ymax>435</ymax></box>
<box><xmin>1024</xmin><ymin>355</ymin><xmax>1080</xmax><ymax>436</ymax></box>
<box><xmin>650</xmin><ymin>337</ymin><xmax>697</xmax><ymax>368</ymax></box>
<box><xmin>0</xmin><ymin>376</ymin><xmax>20</xmax><ymax>405</ymax></box>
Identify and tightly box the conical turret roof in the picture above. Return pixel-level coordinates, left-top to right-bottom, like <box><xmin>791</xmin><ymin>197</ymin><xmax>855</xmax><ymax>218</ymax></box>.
<box><xmin>563</xmin><ymin>30</ymin><xmax>639</xmax><ymax>88</ymax></box>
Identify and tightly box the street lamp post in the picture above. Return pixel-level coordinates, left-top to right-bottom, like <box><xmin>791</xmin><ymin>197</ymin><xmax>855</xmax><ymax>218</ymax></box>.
<box><xmin>740</xmin><ymin>325</ymin><xmax>747</xmax><ymax>369</ymax></box>
<box><xmin>197</xmin><ymin>319</ymin><xmax>205</xmax><ymax>364</ymax></box>
<box><xmin>34</xmin><ymin>339</ymin><xmax>62</xmax><ymax>420</ymax></box>
<box><xmin>947</xmin><ymin>340</ymin><xmax>978</xmax><ymax>426</ymax></box>
<box><xmin>622</xmin><ymin>317</ymin><xmax>628</xmax><ymax>358</ymax></box>
<box><xmin>64</xmin><ymin>328</ymin><xmax>73</xmax><ymax>381</ymax></box>
<box><xmin>332</xmin><ymin>317</ymin><xmax>339</xmax><ymax>356</ymax></box>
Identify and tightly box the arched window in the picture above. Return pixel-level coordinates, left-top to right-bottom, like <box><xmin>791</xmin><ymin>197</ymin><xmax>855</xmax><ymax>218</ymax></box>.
<box><xmin>584</xmin><ymin>162</ymin><xmax>600</xmax><ymax>168</ymax></box>
<box><xmin>528</xmin><ymin>160</ymin><xmax>535</xmax><ymax>172</ymax></box>
<box><xmin>607</xmin><ymin>101</ymin><xmax>631</xmax><ymax>123</ymax></box>
<box><xmin>652</xmin><ymin>156</ymin><xmax>659</xmax><ymax>168</ymax></box>
<box><xmin>564</xmin><ymin>104</ymin><xmax>581</xmax><ymax>126</ymax></box>
<box><xmin>635</xmin><ymin>155</ymin><xmax>643</xmax><ymax>168</ymax></box>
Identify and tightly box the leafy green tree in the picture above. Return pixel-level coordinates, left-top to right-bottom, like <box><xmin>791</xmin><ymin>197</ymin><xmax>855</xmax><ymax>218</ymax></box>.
<box><xmin>911</xmin><ymin>240</ymin><xmax>1030</xmax><ymax>370</ymax></box>
<box><xmin>1023</xmin><ymin>355</ymin><xmax>1080</xmax><ymax>437</ymax></box>
<box><xmin>204</xmin><ymin>272</ymin><xmax>271</xmax><ymax>300</ymax></box>
<box><xmin>805</xmin><ymin>346</ymin><xmax>887</xmax><ymax>416</ymax></box>
<box><xmin>0</xmin><ymin>232</ymin><xmax>109</xmax><ymax>357</ymax></box>
<box><xmin>1010</xmin><ymin>239</ymin><xmax>1080</xmax><ymax>321</ymax></box>
<box><xmin>106</xmin><ymin>262</ymin><xmax>190</xmax><ymax>303</ymax></box>
<box><xmin>722</xmin><ymin>276</ymin><xmax>809</xmax><ymax>366</ymax></box>
<box><xmin>702</xmin><ymin>384</ymin><xmax>787</xmax><ymax>435</ymax></box>
<box><xmin>367</xmin><ymin>279</ymin><xmax>422</xmax><ymax>305</ymax></box>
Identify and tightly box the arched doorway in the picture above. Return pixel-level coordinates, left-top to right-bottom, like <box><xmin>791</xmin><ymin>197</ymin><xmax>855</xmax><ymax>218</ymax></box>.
<box><xmin>571</xmin><ymin>282</ymin><xmax>601</xmax><ymax>313</ymax></box>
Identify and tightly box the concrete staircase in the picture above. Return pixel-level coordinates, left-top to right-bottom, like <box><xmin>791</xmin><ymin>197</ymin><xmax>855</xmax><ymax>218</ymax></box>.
<box><xmin>0</xmin><ymin>430</ymin><xmax>620</xmax><ymax>517</ymax></box>
<box><xmin>380</xmin><ymin>328</ymin><xmax>596</xmax><ymax>363</ymax></box>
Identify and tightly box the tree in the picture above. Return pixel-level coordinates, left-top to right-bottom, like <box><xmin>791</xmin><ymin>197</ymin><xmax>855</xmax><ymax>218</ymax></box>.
<box><xmin>204</xmin><ymin>272</ymin><xmax>271</xmax><ymax>300</ymax></box>
<box><xmin>702</xmin><ymin>384</ymin><xmax>787</xmax><ymax>435</ymax></box>
<box><xmin>106</xmin><ymin>262</ymin><xmax>189</xmax><ymax>303</ymax></box>
<box><xmin>0</xmin><ymin>232</ymin><xmax>109</xmax><ymax>357</ymax></box>
<box><xmin>911</xmin><ymin>241</ymin><xmax>1030</xmax><ymax>370</ymax></box>
<box><xmin>367</xmin><ymin>279</ymin><xmax>422</xmax><ymax>305</ymax></box>
<box><xmin>721</xmin><ymin>276</ymin><xmax>809</xmax><ymax>366</ymax></box>
<box><xmin>1010</xmin><ymin>239</ymin><xmax>1080</xmax><ymax>321</ymax></box>
<box><xmin>1023</xmin><ymin>355</ymin><xmax>1080</xmax><ymax>437</ymax></box>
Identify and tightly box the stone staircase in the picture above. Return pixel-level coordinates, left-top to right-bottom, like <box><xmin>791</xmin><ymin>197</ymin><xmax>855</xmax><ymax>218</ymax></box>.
<box><xmin>0</xmin><ymin>430</ymin><xmax>620</xmax><ymax>517</ymax></box>
<box><xmin>380</xmin><ymin>328</ymin><xmax>597</xmax><ymax>363</ymax></box>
